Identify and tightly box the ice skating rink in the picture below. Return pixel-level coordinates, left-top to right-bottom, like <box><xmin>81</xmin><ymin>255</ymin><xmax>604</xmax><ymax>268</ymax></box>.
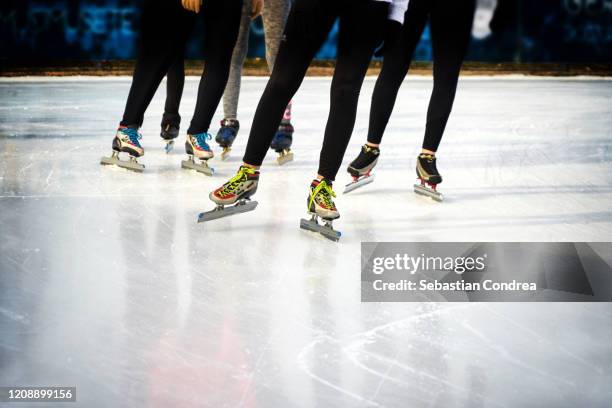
<box><xmin>1</xmin><ymin>76</ymin><xmax>612</xmax><ymax>407</ymax></box>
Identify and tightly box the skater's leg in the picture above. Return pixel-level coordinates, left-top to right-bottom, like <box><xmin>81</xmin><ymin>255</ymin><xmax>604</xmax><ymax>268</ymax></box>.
<box><xmin>316</xmin><ymin>0</ymin><xmax>389</xmax><ymax>181</ymax></box>
<box><xmin>187</xmin><ymin>0</ymin><xmax>244</xmax><ymax>135</ymax></box>
<box><xmin>160</xmin><ymin>52</ymin><xmax>185</xmax><ymax>149</ymax></box>
<box><xmin>121</xmin><ymin>0</ymin><xmax>195</xmax><ymax>127</ymax></box>
<box><xmin>242</xmin><ymin>0</ymin><xmax>337</xmax><ymax>168</ymax></box>
<box><xmin>422</xmin><ymin>0</ymin><xmax>475</xmax><ymax>153</ymax></box>
<box><xmin>162</xmin><ymin>52</ymin><xmax>185</xmax><ymax>127</ymax></box>
<box><xmin>215</xmin><ymin>0</ymin><xmax>250</xmax><ymax>155</ymax></box>
<box><xmin>366</xmin><ymin>0</ymin><xmax>429</xmax><ymax>146</ymax></box>
<box><xmin>262</xmin><ymin>0</ymin><xmax>293</xmax><ymax>121</ymax></box>
<box><xmin>222</xmin><ymin>0</ymin><xmax>252</xmax><ymax>121</ymax></box>
<box><xmin>262</xmin><ymin>0</ymin><xmax>291</xmax><ymax>70</ymax></box>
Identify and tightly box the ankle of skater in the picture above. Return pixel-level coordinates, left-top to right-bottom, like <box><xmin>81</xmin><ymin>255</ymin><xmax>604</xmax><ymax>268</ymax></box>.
<box><xmin>242</xmin><ymin>162</ymin><xmax>260</xmax><ymax>171</ymax></box>
<box><xmin>421</xmin><ymin>148</ymin><xmax>436</xmax><ymax>156</ymax></box>
<box><xmin>315</xmin><ymin>174</ymin><xmax>334</xmax><ymax>183</ymax></box>
<box><xmin>365</xmin><ymin>142</ymin><xmax>380</xmax><ymax>148</ymax></box>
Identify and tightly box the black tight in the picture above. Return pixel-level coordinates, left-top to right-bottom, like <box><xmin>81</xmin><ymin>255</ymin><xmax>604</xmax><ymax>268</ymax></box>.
<box><xmin>368</xmin><ymin>0</ymin><xmax>475</xmax><ymax>152</ymax></box>
<box><xmin>121</xmin><ymin>0</ymin><xmax>243</xmax><ymax>135</ymax></box>
<box><xmin>162</xmin><ymin>55</ymin><xmax>185</xmax><ymax>127</ymax></box>
<box><xmin>243</xmin><ymin>0</ymin><xmax>388</xmax><ymax>180</ymax></box>
<box><xmin>187</xmin><ymin>0</ymin><xmax>243</xmax><ymax>134</ymax></box>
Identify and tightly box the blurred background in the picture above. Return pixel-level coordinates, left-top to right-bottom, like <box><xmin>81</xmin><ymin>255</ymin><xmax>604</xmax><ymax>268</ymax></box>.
<box><xmin>1</xmin><ymin>0</ymin><xmax>612</xmax><ymax>67</ymax></box>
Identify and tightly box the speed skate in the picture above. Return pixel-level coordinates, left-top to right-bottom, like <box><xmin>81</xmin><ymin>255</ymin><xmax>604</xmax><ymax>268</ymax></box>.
<box><xmin>343</xmin><ymin>173</ymin><xmax>375</xmax><ymax>194</ymax></box>
<box><xmin>344</xmin><ymin>144</ymin><xmax>380</xmax><ymax>194</ymax></box>
<box><xmin>300</xmin><ymin>214</ymin><xmax>342</xmax><ymax>242</ymax></box>
<box><xmin>198</xmin><ymin>199</ymin><xmax>258</xmax><ymax>223</ymax></box>
<box><xmin>181</xmin><ymin>156</ymin><xmax>214</xmax><ymax>176</ymax></box>
<box><xmin>163</xmin><ymin>139</ymin><xmax>174</xmax><ymax>153</ymax></box>
<box><xmin>276</xmin><ymin>149</ymin><xmax>294</xmax><ymax>165</ymax></box>
<box><xmin>220</xmin><ymin>147</ymin><xmax>231</xmax><ymax>161</ymax></box>
<box><xmin>100</xmin><ymin>151</ymin><xmax>145</xmax><ymax>172</ymax></box>
<box><xmin>414</xmin><ymin>180</ymin><xmax>443</xmax><ymax>202</ymax></box>
<box><xmin>271</xmin><ymin>123</ymin><xmax>294</xmax><ymax>165</ymax></box>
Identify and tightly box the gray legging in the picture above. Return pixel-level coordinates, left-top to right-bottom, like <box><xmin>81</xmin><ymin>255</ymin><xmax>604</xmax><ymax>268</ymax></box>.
<box><xmin>223</xmin><ymin>0</ymin><xmax>292</xmax><ymax>120</ymax></box>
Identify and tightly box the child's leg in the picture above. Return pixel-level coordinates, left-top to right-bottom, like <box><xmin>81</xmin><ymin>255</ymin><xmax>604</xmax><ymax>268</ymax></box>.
<box><xmin>242</xmin><ymin>0</ymin><xmax>338</xmax><ymax>167</ymax></box>
<box><xmin>187</xmin><ymin>0</ymin><xmax>244</xmax><ymax>135</ymax></box>
<box><xmin>222</xmin><ymin>0</ymin><xmax>252</xmax><ymax>121</ymax></box>
<box><xmin>423</xmin><ymin>0</ymin><xmax>475</xmax><ymax>152</ymax></box>
<box><xmin>162</xmin><ymin>52</ymin><xmax>185</xmax><ymax>127</ymax></box>
<box><xmin>316</xmin><ymin>0</ymin><xmax>389</xmax><ymax>181</ymax></box>
<box><xmin>121</xmin><ymin>0</ymin><xmax>195</xmax><ymax>127</ymax></box>
<box><xmin>367</xmin><ymin>0</ymin><xmax>430</xmax><ymax>146</ymax></box>
<box><xmin>262</xmin><ymin>0</ymin><xmax>293</xmax><ymax>122</ymax></box>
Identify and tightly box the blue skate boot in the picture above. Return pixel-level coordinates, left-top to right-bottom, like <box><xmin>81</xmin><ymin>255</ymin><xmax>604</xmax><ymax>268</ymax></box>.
<box><xmin>270</xmin><ymin>123</ymin><xmax>294</xmax><ymax>165</ymax></box>
<box><xmin>215</xmin><ymin>118</ymin><xmax>239</xmax><ymax>161</ymax></box>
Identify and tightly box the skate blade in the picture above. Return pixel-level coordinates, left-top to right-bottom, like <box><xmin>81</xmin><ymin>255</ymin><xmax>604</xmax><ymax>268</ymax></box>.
<box><xmin>198</xmin><ymin>200</ymin><xmax>258</xmax><ymax>223</ymax></box>
<box><xmin>220</xmin><ymin>147</ymin><xmax>231</xmax><ymax>161</ymax></box>
<box><xmin>299</xmin><ymin>217</ymin><xmax>341</xmax><ymax>242</ymax></box>
<box><xmin>164</xmin><ymin>140</ymin><xmax>175</xmax><ymax>154</ymax></box>
<box><xmin>414</xmin><ymin>184</ymin><xmax>443</xmax><ymax>202</ymax></box>
<box><xmin>182</xmin><ymin>159</ymin><xmax>215</xmax><ymax>176</ymax></box>
<box><xmin>343</xmin><ymin>174</ymin><xmax>375</xmax><ymax>194</ymax></box>
<box><xmin>277</xmin><ymin>150</ymin><xmax>294</xmax><ymax>166</ymax></box>
<box><xmin>100</xmin><ymin>155</ymin><xmax>145</xmax><ymax>172</ymax></box>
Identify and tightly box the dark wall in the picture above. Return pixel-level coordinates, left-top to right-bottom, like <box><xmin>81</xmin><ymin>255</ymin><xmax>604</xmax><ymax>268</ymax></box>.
<box><xmin>1</xmin><ymin>0</ymin><xmax>612</xmax><ymax>63</ymax></box>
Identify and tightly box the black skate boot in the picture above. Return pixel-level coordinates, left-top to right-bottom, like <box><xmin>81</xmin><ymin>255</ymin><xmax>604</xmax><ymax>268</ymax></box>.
<box><xmin>100</xmin><ymin>126</ymin><xmax>145</xmax><ymax>172</ymax></box>
<box><xmin>414</xmin><ymin>153</ymin><xmax>443</xmax><ymax>202</ymax></box>
<box><xmin>198</xmin><ymin>165</ymin><xmax>259</xmax><ymax>222</ymax></box>
<box><xmin>270</xmin><ymin>123</ymin><xmax>294</xmax><ymax>165</ymax></box>
<box><xmin>344</xmin><ymin>144</ymin><xmax>380</xmax><ymax>194</ymax></box>
<box><xmin>300</xmin><ymin>179</ymin><xmax>342</xmax><ymax>242</ymax></box>
<box><xmin>215</xmin><ymin>118</ymin><xmax>239</xmax><ymax>161</ymax></box>
<box><xmin>160</xmin><ymin>120</ymin><xmax>180</xmax><ymax>154</ymax></box>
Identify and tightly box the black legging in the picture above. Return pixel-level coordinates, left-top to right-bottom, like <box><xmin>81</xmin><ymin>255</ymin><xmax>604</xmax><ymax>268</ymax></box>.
<box><xmin>162</xmin><ymin>55</ymin><xmax>185</xmax><ymax>127</ymax></box>
<box><xmin>243</xmin><ymin>0</ymin><xmax>389</xmax><ymax>181</ymax></box>
<box><xmin>121</xmin><ymin>0</ymin><xmax>243</xmax><ymax>135</ymax></box>
<box><xmin>368</xmin><ymin>0</ymin><xmax>475</xmax><ymax>152</ymax></box>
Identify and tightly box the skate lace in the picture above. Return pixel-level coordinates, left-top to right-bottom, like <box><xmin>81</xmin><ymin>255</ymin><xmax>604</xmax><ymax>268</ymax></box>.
<box><xmin>193</xmin><ymin>133</ymin><xmax>212</xmax><ymax>150</ymax></box>
<box><xmin>220</xmin><ymin>167</ymin><xmax>253</xmax><ymax>196</ymax></box>
<box><xmin>123</xmin><ymin>127</ymin><xmax>142</xmax><ymax>146</ymax></box>
<box><xmin>309</xmin><ymin>180</ymin><xmax>336</xmax><ymax>210</ymax></box>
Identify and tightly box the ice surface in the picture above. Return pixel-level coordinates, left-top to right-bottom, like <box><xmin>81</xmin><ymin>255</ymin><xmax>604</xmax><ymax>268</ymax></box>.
<box><xmin>1</xmin><ymin>76</ymin><xmax>612</xmax><ymax>407</ymax></box>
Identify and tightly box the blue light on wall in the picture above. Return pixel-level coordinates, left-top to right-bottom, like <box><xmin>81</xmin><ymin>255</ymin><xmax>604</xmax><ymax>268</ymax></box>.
<box><xmin>1</xmin><ymin>0</ymin><xmax>611</xmax><ymax>63</ymax></box>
